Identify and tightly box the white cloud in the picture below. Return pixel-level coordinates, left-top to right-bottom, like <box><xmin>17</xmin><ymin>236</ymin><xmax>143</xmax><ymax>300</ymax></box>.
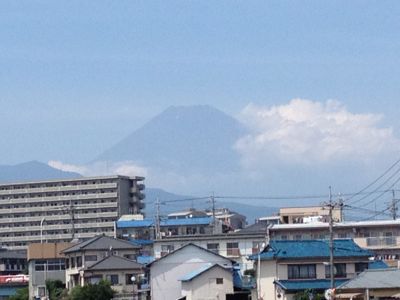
<box><xmin>236</xmin><ymin>99</ymin><xmax>400</xmax><ymax>166</ymax></box>
<box><xmin>48</xmin><ymin>160</ymin><xmax>148</xmax><ymax>177</ymax></box>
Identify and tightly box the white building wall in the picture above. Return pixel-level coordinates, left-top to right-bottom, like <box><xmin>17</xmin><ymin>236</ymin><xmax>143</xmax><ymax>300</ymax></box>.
<box><xmin>150</xmin><ymin>245</ymin><xmax>232</xmax><ymax>300</ymax></box>
<box><xmin>181</xmin><ymin>267</ymin><xmax>233</xmax><ymax>300</ymax></box>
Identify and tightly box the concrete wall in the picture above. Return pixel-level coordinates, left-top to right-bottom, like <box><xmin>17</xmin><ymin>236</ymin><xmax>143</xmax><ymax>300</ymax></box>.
<box><xmin>181</xmin><ymin>266</ymin><xmax>233</xmax><ymax>300</ymax></box>
<box><xmin>150</xmin><ymin>245</ymin><xmax>232</xmax><ymax>300</ymax></box>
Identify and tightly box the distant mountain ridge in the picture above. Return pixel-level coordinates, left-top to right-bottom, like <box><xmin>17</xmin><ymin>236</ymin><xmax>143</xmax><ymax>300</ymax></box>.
<box><xmin>94</xmin><ymin>105</ymin><xmax>247</xmax><ymax>173</ymax></box>
<box><xmin>0</xmin><ymin>161</ymin><xmax>81</xmax><ymax>183</ymax></box>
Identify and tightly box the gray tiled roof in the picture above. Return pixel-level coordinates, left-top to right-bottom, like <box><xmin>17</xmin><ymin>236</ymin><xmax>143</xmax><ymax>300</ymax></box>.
<box><xmin>338</xmin><ymin>268</ymin><xmax>400</xmax><ymax>289</ymax></box>
<box><xmin>86</xmin><ymin>255</ymin><xmax>143</xmax><ymax>271</ymax></box>
<box><xmin>62</xmin><ymin>235</ymin><xmax>141</xmax><ymax>254</ymax></box>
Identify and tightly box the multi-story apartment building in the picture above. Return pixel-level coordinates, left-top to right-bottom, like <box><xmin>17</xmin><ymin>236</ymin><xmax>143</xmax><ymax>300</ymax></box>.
<box><xmin>0</xmin><ymin>175</ymin><xmax>145</xmax><ymax>249</ymax></box>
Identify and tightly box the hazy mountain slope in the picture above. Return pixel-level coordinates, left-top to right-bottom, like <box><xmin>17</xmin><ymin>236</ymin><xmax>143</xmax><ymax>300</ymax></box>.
<box><xmin>95</xmin><ymin>105</ymin><xmax>247</xmax><ymax>173</ymax></box>
<box><xmin>0</xmin><ymin>161</ymin><xmax>81</xmax><ymax>183</ymax></box>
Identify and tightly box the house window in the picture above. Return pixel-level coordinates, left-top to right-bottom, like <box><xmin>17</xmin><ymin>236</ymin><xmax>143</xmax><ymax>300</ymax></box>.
<box><xmin>226</xmin><ymin>242</ymin><xmax>240</xmax><ymax>257</ymax></box>
<box><xmin>325</xmin><ymin>263</ymin><xmax>346</xmax><ymax>278</ymax></box>
<box><xmin>355</xmin><ymin>262</ymin><xmax>368</xmax><ymax>274</ymax></box>
<box><xmin>125</xmin><ymin>274</ymin><xmax>135</xmax><ymax>284</ymax></box>
<box><xmin>207</xmin><ymin>243</ymin><xmax>219</xmax><ymax>254</ymax></box>
<box><xmin>106</xmin><ymin>274</ymin><xmax>119</xmax><ymax>285</ymax></box>
<box><xmin>288</xmin><ymin>264</ymin><xmax>316</xmax><ymax>279</ymax></box>
<box><xmin>76</xmin><ymin>256</ymin><xmax>82</xmax><ymax>267</ymax></box>
<box><xmin>161</xmin><ymin>245</ymin><xmax>174</xmax><ymax>257</ymax></box>
<box><xmin>216</xmin><ymin>278</ymin><xmax>223</xmax><ymax>285</ymax></box>
<box><xmin>85</xmin><ymin>255</ymin><xmax>97</xmax><ymax>262</ymax></box>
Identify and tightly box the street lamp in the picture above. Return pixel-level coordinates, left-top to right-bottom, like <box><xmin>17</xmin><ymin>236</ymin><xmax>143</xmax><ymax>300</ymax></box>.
<box><xmin>257</xmin><ymin>242</ymin><xmax>266</xmax><ymax>300</ymax></box>
<box><xmin>40</xmin><ymin>217</ymin><xmax>46</xmax><ymax>244</ymax></box>
<box><xmin>131</xmin><ymin>275</ymin><xmax>137</xmax><ymax>300</ymax></box>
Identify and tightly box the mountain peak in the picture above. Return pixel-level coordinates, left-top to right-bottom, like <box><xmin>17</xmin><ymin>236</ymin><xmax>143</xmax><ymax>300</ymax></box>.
<box><xmin>95</xmin><ymin>105</ymin><xmax>246</xmax><ymax>173</ymax></box>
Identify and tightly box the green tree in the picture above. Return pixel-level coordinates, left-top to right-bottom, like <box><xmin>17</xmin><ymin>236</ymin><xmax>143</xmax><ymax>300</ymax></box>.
<box><xmin>68</xmin><ymin>280</ymin><xmax>115</xmax><ymax>300</ymax></box>
<box><xmin>9</xmin><ymin>287</ymin><xmax>29</xmax><ymax>300</ymax></box>
<box><xmin>46</xmin><ymin>279</ymin><xmax>66</xmax><ymax>300</ymax></box>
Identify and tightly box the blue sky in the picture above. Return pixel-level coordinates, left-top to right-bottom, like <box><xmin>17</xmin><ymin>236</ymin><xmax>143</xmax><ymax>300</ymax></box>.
<box><xmin>1</xmin><ymin>0</ymin><xmax>400</xmax><ymax>167</ymax></box>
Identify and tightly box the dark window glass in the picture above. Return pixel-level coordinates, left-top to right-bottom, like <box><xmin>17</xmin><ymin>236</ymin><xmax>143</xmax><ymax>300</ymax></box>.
<box><xmin>288</xmin><ymin>264</ymin><xmax>316</xmax><ymax>279</ymax></box>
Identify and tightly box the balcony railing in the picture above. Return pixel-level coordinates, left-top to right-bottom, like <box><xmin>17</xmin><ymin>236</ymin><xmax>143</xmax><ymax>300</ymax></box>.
<box><xmin>366</xmin><ymin>236</ymin><xmax>397</xmax><ymax>246</ymax></box>
<box><xmin>354</xmin><ymin>236</ymin><xmax>400</xmax><ymax>249</ymax></box>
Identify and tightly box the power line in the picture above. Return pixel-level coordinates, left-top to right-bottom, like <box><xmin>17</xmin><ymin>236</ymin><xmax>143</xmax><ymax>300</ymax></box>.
<box><xmin>347</xmin><ymin>165</ymin><xmax>400</xmax><ymax>205</ymax></box>
<box><xmin>345</xmin><ymin>156</ymin><xmax>400</xmax><ymax>203</ymax></box>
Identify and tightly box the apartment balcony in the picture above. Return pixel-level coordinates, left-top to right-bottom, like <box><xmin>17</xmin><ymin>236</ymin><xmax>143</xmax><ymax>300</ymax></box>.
<box><xmin>0</xmin><ymin>211</ymin><xmax>118</xmax><ymax>224</ymax></box>
<box><xmin>0</xmin><ymin>221</ymin><xmax>115</xmax><ymax>234</ymax></box>
<box><xmin>0</xmin><ymin>183</ymin><xmax>118</xmax><ymax>195</ymax></box>
<box><xmin>0</xmin><ymin>192</ymin><xmax>118</xmax><ymax>206</ymax></box>
<box><xmin>0</xmin><ymin>201</ymin><xmax>118</xmax><ymax>215</ymax></box>
<box><xmin>353</xmin><ymin>236</ymin><xmax>400</xmax><ymax>249</ymax></box>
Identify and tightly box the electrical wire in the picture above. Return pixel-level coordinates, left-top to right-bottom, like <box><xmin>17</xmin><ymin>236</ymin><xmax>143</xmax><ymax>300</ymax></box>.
<box><xmin>345</xmin><ymin>156</ymin><xmax>400</xmax><ymax>203</ymax></box>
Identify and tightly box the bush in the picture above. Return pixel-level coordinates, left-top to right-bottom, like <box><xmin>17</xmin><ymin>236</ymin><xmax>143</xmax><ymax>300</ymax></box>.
<box><xmin>68</xmin><ymin>280</ymin><xmax>115</xmax><ymax>300</ymax></box>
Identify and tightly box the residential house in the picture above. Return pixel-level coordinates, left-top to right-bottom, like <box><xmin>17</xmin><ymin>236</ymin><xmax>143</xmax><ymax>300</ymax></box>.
<box><xmin>206</xmin><ymin>208</ymin><xmax>247</xmax><ymax>230</ymax></box>
<box><xmin>268</xmin><ymin>219</ymin><xmax>400</xmax><ymax>266</ymax></box>
<box><xmin>149</xmin><ymin>243</ymin><xmax>234</xmax><ymax>300</ymax></box>
<box><xmin>179</xmin><ymin>263</ymin><xmax>234</xmax><ymax>300</ymax></box>
<box><xmin>27</xmin><ymin>242</ymin><xmax>72</xmax><ymax>299</ymax></box>
<box><xmin>337</xmin><ymin>268</ymin><xmax>400</xmax><ymax>299</ymax></box>
<box><xmin>168</xmin><ymin>209</ymin><xmax>208</xmax><ymax>219</ymax></box>
<box><xmin>62</xmin><ymin>235</ymin><xmax>142</xmax><ymax>292</ymax></box>
<box><xmin>251</xmin><ymin>239</ymin><xmax>372</xmax><ymax>300</ymax></box>
<box><xmin>279</xmin><ymin>206</ymin><xmax>342</xmax><ymax>224</ymax></box>
<box><xmin>82</xmin><ymin>254</ymin><xmax>144</xmax><ymax>299</ymax></box>
<box><xmin>153</xmin><ymin>231</ymin><xmax>266</xmax><ymax>272</ymax></box>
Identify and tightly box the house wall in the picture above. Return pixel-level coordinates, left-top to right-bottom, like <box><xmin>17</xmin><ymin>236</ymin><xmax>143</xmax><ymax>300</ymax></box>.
<box><xmin>65</xmin><ymin>249</ymin><xmax>137</xmax><ymax>289</ymax></box>
<box><xmin>84</xmin><ymin>269</ymin><xmax>139</xmax><ymax>294</ymax></box>
<box><xmin>154</xmin><ymin>235</ymin><xmax>265</xmax><ymax>272</ymax></box>
<box><xmin>150</xmin><ymin>245</ymin><xmax>232</xmax><ymax>300</ymax></box>
<box><xmin>255</xmin><ymin>260</ymin><xmax>363</xmax><ymax>300</ymax></box>
<box><xmin>181</xmin><ymin>267</ymin><xmax>233</xmax><ymax>300</ymax></box>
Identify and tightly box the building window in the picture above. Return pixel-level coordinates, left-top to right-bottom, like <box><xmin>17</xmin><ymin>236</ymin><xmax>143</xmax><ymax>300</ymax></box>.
<box><xmin>226</xmin><ymin>242</ymin><xmax>240</xmax><ymax>257</ymax></box>
<box><xmin>76</xmin><ymin>256</ymin><xmax>82</xmax><ymax>267</ymax></box>
<box><xmin>216</xmin><ymin>278</ymin><xmax>223</xmax><ymax>285</ymax></box>
<box><xmin>125</xmin><ymin>274</ymin><xmax>134</xmax><ymax>285</ymax></box>
<box><xmin>84</xmin><ymin>255</ymin><xmax>97</xmax><ymax>262</ymax></box>
<box><xmin>106</xmin><ymin>274</ymin><xmax>119</xmax><ymax>285</ymax></box>
<box><xmin>161</xmin><ymin>245</ymin><xmax>174</xmax><ymax>257</ymax></box>
<box><xmin>325</xmin><ymin>263</ymin><xmax>346</xmax><ymax>278</ymax></box>
<box><xmin>207</xmin><ymin>243</ymin><xmax>220</xmax><ymax>254</ymax></box>
<box><xmin>288</xmin><ymin>264</ymin><xmax>316</xmax><ymax>279</ymax></box>
<box><xmin>355</xmin><ymin>262</ymin><xmax>368</xmax><ymax>274</ymax></box>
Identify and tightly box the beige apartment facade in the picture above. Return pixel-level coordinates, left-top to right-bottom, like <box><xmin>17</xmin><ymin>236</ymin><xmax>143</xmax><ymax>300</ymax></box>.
<box><xmin>0</xmin><ymin>175</ymin><xmax>145</xmax><ymax>249</ymax></box>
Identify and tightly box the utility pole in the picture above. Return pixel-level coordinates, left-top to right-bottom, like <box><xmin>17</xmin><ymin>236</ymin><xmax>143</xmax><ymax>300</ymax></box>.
<box><xmin>210</xmin><ymin>193</ymin><xmax>216</xmax><ymax>233</ymax></box>
<box><xmin>328</xmin><ymin>186</ymin><xmax>334</xmax><ymax>290</ymax></box>
<box><xmin>155</xmin><ymin>198</ymin><xmax>161</xmax><ymax>240</ymax></box>
<box><xmin>323</xmin><ymin>186</ymin><xmax>342</xmax><ymax>291</ymax></box>
<box><xmin>390</xmin><ymin>190</ymin><xmax>398</xmax><ymax>220</ymax></box>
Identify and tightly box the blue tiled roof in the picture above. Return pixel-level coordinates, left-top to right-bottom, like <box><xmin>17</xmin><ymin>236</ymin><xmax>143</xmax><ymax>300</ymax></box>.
<box><xmin>117</xmin><ymin>220</ymin><xmax>154</xmax><ymax>228</ymax></box>
<box><xmin>179</xmin><ymin>263</ymin><xmax>215</xmax><ymax>281</ymax></box>
<box><xmin>137</xmin><ymin>255</ymin><xmax>155</xmax><ymax>264</ymax></box>
<box><xmin>275</xmin><ymin>279</ymin><xmax>349</xmax><ymax>291</ymax></box>
<box><xmin>117</xmin><ymin>217</ymin><xmax>212</xmax><ymax>228</ymax></box>
<box><xmin>250</xmin><ymin>239</ymin><xmax>372</xmax><ymax>261</ymax></box>
<box><xmin>368</xmin><ymin>260</ymin><xmax>388</xmax><ymax>269</ymax></box>
<box><xmin>128</xmin><ymin>239</ymin><xmax>154</xmax><ymax>245</ymax></box>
